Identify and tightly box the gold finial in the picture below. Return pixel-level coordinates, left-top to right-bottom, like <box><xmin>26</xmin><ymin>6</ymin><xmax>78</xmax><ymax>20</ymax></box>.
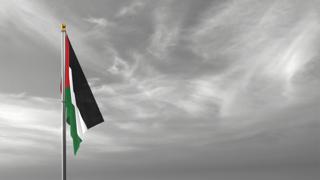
<box><xmin>61</xmin><ymin>24</ymin><xmax>66</xmax><ymax>32</ymax></box>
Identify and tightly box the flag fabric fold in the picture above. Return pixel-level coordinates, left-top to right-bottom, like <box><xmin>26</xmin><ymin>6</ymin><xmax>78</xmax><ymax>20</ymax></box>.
<box><xmin>64</xmin><ymin>34</ymin><xmax>104</xmax><ymax>154</ymax></box>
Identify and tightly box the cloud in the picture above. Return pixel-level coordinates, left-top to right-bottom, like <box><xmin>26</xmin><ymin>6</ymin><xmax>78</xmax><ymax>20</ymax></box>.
<box><xmin>0</xmin><ymin>0</ymin><xmax>60</xmax><ymax>47</ymax></box>
<box><xmin>0</xmin><ymin>93</ymin><xmax>60</xmax><ymax>166</ymax></box>
<box><xmin>147</xmin><ymin>6</ymin><xmax>180</xmax><ymax>58</ymax></box>
<box><xmin>116</xmin><ymin>1</ymin><xmax>145</xmax><ymax>17</ymax></box>
<box><xmin>108</xmin><ymin>56</ymin><xmax>131</xmax><ymax>75</ymax></box>
<box><xmin>0</xmin><ymin>93</ymin><xmax>137</xmax><ymax>166</ymax></box>
<box><xmin>84</xmin><ymin>17</ymin><xmax>114</xmax><ymax>28</ymax></box>
<box><xmin>0</xmin><ymin>0</ymin><xmax>113</xmax><ymax>74</ymax></box>
<box><xmin>1</xmin><ymin>0</ymin><xmax>320</xmax><ymax>179</ymax></box>
<box><xmin>182</xmin><ymin>0</ymin><xmax>320</xmax><ymax>116</ymax></box>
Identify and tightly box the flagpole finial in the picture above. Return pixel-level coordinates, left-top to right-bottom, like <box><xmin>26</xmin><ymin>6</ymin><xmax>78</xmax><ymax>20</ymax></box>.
<box><xmin>61</xmin><ymin>24</ymin><xmax>66</xmax><ymax>32</ymax></box>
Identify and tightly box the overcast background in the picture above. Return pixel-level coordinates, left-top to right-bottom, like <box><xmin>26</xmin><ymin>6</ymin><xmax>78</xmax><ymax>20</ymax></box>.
<box><xmin>0</xmin><ymin>0</ymin><xmax>319</xmax><ymax>179</ymax></box>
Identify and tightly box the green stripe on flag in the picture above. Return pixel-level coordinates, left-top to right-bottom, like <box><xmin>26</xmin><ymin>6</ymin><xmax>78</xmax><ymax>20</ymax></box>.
<box><xmin>65</xmin><ymin>87</ymin><xmax>82</xmax><ymax>154</ymax></box>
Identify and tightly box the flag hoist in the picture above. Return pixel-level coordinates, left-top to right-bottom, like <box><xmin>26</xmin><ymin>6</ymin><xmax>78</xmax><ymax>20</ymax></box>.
<box><xmin>60</xmin><ymin>24</ymin><xmax>104</xmax><ymax>180</ymax></box>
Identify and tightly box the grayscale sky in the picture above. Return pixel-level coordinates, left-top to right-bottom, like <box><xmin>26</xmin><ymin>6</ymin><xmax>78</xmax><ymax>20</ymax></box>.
<box><xmin>0</xmin><ymin>0</ymin><xmax>319</xmax><ymax>180</ymax></box>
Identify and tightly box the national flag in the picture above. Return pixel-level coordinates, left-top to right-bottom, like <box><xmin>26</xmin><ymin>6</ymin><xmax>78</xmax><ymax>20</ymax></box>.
<box><xmin>64</xmin><ymin>34</ymin><xmax>104</xmax><ymax>154</ymax></box>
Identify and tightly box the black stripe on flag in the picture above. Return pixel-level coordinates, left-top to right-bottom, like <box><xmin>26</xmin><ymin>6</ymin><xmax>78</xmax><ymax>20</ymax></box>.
<box><xmin>68</xmin><ymin>40</ymin><xmax>104</xmax><ymax>129</ymax></box>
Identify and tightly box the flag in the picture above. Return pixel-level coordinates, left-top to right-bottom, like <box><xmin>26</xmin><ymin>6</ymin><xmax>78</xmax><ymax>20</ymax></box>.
<box><xmin>64</xmin><ymin>34</ymin><xmax>104</xmax><ymax>154</ymax></box>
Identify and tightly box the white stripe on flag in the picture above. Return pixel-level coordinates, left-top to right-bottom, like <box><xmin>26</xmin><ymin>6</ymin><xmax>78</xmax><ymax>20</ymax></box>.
<box><xmin>69</xmin><ymin>68</ymin><xmax>88</xmax><ymax>139</ymax></box>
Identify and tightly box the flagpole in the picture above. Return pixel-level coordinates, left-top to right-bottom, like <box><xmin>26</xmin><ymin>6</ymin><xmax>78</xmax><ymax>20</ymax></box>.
<box><xmin>61</xmin><ymin>23</ymin><xmax>67</xmax><ymax>180</ymax></box>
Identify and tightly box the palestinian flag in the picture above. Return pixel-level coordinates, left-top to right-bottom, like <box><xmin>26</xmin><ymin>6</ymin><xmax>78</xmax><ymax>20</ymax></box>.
<box><xmin>64</xmin><ymin>34</ymin><xmax>104</xmax><ymax>154</ymax></box>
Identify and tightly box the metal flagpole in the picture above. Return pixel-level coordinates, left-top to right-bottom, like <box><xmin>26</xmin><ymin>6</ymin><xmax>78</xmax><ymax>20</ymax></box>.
<box><xmin>61</xmin><ymin>23</ymin><xmax>67</xmax><ymax>180</ymax></box>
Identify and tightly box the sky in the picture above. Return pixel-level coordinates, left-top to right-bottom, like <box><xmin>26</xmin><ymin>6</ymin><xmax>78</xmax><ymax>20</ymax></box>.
<box><xmin>0</xmin><ymin>0</ymin><xmax>319</xmax><ymax>180</ymax></box>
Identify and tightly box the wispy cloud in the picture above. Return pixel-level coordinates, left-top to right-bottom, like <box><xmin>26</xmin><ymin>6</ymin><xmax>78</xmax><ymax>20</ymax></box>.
<box><xmin>84</xmin><ymin>17</ymin><xmax>113</xmax><ymax>28</ymax></box>
<box><xmin>116</xmin><ymin>1</ymin><xmax>145</xmax><ymax>17</ymax></box>
<box><xmin>186</xmin><ymin>0</ymin><xmax>320</xmax><ymax>116</ymax></box>
<box><xmin>1</xmin><ymin>0</ymin><xmax>319</xmax><ymax>177</ymax></box>
<box><xmin>147</xmin><ymin>6</ymin><xmax>180</xmax><ymax>58</ymax></box>
<box><xmin>0</xmin><ymin>0</ymin><xmax>112</xmax><ymax>73</ymax></box>
<box><xmin>0</xmin><ymin>93</ymin><xmax>60</xmax><ymax>166</ymax></box>
<box><xmin>0</xmin><ymin>93</ymin><xmax>136</xmax><ymax>165</ymax></box>
<box><xmin>0</xmin><ymin>0</ymin><xmax>60</xmax><ymax>47</ymax></box>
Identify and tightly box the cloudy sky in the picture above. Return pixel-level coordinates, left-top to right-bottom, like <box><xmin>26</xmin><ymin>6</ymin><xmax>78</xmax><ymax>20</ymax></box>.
<box><xmin>0</xmin><ymin>0</ymin><xmax>319</xmax><ymax>179</ymax></box>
